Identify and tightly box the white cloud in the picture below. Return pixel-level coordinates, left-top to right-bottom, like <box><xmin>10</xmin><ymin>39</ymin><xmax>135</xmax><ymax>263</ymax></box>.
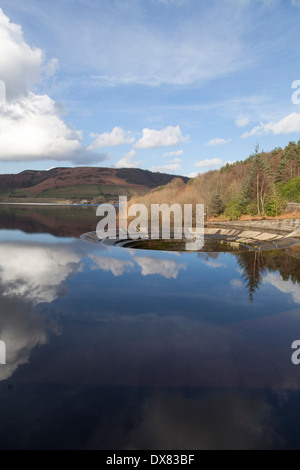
<box><xmin>0</xmin><ymin>93</ymin><xmax>107</xmax><ymax>163</ymax></box>
<box><xmin>134</xmin><ymin>256</ymin><xmax>186</xmax><ymax>279</ymax></box>
<box><xmin>264</xmin><ymin>273</ymin><xmax>300</xmax><ymax>304</ymax></box>
<box><xmin>90</xmin><ymin>253</ymin><xmax>186</xmax><ymax>279</ymax></box>
<box><xmin>114</xmin><ymin>149</ymin><xmax>142</xmax><ymax>169</ymax></box>
<box><xmin>163</xmin><ymin>150</ymin><xmax>184</xmax><ymax>158</ymax></box>
<box><xmin>0</xmin><ymin>300</ymin><xmax>50</xmax><ymax>382</ymax></box>
<box><xmin>206</xmin><ymin>138</ymin><xmax>231</xmax><ymax>147</ymax></box>
<box><xmin>135</xmin><ymin>126</ymin><xmax>189</xmax><ymax>149</ymax></box>
<box><xmin>194</xmin><ymin>158</ymin><xmax>223</xmax><ymax>169</ymax></box>
<box><xmin>0</xmin><ymin>242</ymin><xmax>83</xmax><ymax>304</ymax></box>
<box><xmin>0</xmin><ymin>8</ymin><xmax>57</xmax><ymax>101</ymax></box>
<box><xmin>150</xmin><ymin>161</ymin><xmax>181</xmax><ymax>173</ymax></box>
<box><xmin>203</xmin><ymin>260</ymin><xmax>227</xmax><ymax>269</ymax></box>
<box><xmin>0</xmin><ymin>9</ymin><xmax>106</xmax><ymax>164</ymax></box>
<box><xmin>89</xmin><ymin>255</ymin><xmax>134</xmax><ymax>277</ymax></box>
<box><xmin>242</xmin><ymin>113</ymin><xmax>300</xmax><ymax>138</ymax></box>
<box><xmin>89</xmin><ymin>127</ymin><xmax>135</xmax><ymax>150</ymax></box>
<box><xmin>235</xmin><ymin>117</ymin><xmax>250</xmax><ymax>128</ymax></box>
<box><xmin>187</xmin><ymin>171</ymin><xmax>199</xmax><ymax>178</ymax></box>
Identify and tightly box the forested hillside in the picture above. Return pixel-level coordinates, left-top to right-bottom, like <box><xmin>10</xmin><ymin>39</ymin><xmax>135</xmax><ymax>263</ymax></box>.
<box><xmin>130</xmin><ymin>140</ymin><xmax>300</xmax><ymax>219</ymax></box>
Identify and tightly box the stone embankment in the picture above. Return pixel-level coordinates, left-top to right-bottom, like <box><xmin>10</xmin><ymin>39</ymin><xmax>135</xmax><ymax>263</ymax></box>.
<box><xmin>286</xmin><ymin>203</ymin><xmax>300</xmax><ymax>214</ymax></box>
<box><xmin>210</xmin><ymin>219</ymin><xmax>300</xmax><ymax>238</ymax></box>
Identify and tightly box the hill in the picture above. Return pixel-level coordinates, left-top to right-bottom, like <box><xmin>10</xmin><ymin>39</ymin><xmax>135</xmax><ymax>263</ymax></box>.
<box><xmin>129</xmin><ymin>140</ymin><xmax>300</xmax><ymax>219</ymax></box>
<box><xmin>0</xmin><ymin>167</ymin><xmax>189</xmax><ymax>204</ymax></box>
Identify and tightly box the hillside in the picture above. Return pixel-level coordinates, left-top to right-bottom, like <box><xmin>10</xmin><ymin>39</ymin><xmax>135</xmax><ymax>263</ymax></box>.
<box><xmin>129</xmin><ymin>140</ymin><xmax>300</xmax><ymax>219</ymax></box>
<box><xmin>0</xmin><ymin>167</ymin><xmax>189</xmax><ymax>204</ymax></box>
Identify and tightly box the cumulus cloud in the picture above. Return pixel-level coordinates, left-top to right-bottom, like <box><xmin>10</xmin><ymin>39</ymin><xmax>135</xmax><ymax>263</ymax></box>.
<box><xmin>0</xmin><ymin>242</ymin><xmax>83</xmax><ymax>304</ymax></box>
<box><xmin>89</xmin><ymin>255</ymin><xmax>134</xmax><ymax>277</ymax></box>
<box><xmin>194</xmin><ymin>158</ymin><xmax>223</xmax><ymax>169</ymax></box>
<box><xmin>206</xmin><ymin>138</ymin><xmax>231</xmax><ymax>147</ymax></box>
<box><xmin>242</xmin><ymin>113</ymin><xmax>300</xmax><ymax>138</ymax></box>
<box><xmin>264</xmin><ymin>273</ymin><xmax>300</xmax><ymax>304</ymax></box>
<box><xmin>0</xmin><ymin>9</ymin><xmax>105</xmax><ymax>164</ymax></box>
<box><xmin>135</xmin><ymin>126</ymin><xmax>189</xmax><ymax>149</ymax></box>
<box><xmin>88</xmin><ymin>127</ymin><xmax>135</xmax><ymax>150</ymax></box>
<box><xmin>0</xmin><ymin>297</ymin><xmax>52</xmax><ymax>381</ymax></box>
<box><xmin>114</xmin><ymin>149</ymin><xmax>142</xmax><ymax>169</ymax></box>
<box><xmin>0</xmin><ymin>93</ymin><xmax>107</xmax><ymax>163</ymax></box>
<box><xmin>134</xmin><ymin>256</ymin><xmax>186</xmax><ymax>279</ymax></box>
<box><xmin>150</xmin><ymin>160</ymin><xmax>181</xmax><ymax>173</ymax></box>
<box><xmin>0</xmin><ymin>8</ymin><xmax>57</xmax><ymax>101</ymax></box>
<box><xmin>89</xmin><ymin>254</ymin><xmax>186</xmax><ymax>279</ymax></box>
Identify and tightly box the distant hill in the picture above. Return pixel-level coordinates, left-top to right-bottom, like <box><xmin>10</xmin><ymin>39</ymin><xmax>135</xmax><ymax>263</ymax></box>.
<box><xmin>0</xmin><ymin>167</ymin><xmax>189</xmax><ymax>203</ymax></box>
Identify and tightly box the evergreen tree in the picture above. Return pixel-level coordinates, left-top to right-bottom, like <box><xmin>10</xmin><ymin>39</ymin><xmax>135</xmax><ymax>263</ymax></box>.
<box><xmin>239</xmin><ymin>176</ymin><xmax>252</xmax><ymax>213</ymax></box>
<box><xmin>277</xmin><ymin>141</ymin><xmax>300</xmax><ymax>182</ymax></box>
<box><xmin>237</xmin><ymin>251</ymin><xmax>266</xmax><ymax>302</ymax></box>
<box><xmin>247</xmin><ymin>150</ymin><xmax>272</xmax><ymax>215</ymax></box>
<box><xmin>275</xmin><ymin>155</ymin><xmax>287</xmax><ymax>183</ymax></box>
<box><xmin>208</xmin><ymin>193</ymin><xmax>224</xmax><ymax>216</ymax></box>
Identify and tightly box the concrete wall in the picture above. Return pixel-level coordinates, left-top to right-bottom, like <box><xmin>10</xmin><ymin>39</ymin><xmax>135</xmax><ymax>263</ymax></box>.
<box><xmin>286</xmin><ymin>203</ymin><xmax>300</xmax><ymax>214</ymax></box>
<box><xmin>210</xmin><ymin>218</ymin><xmax>300</xmax><ymax>234</ymax></box>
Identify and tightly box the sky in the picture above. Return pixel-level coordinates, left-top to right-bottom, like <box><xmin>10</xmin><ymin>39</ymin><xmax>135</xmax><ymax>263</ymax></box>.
<box><xmin>0</xmin><ymin>0</ymin><xmax>300</xmax><ymax>176</ymax></box>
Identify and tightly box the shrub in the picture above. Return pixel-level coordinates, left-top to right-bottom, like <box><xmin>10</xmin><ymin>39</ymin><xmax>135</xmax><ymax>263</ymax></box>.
<box><xmin>279</xmin><ymin>177</ymin><xmax>300</xmax><ymax>202</ymax></box>
<box><xmin>265</xmin><ymin>195</ymin><xmax>287</xmax><ymax>217</ymax></box>
<box><xmin>152</xmin><ymin>185</ymin><xmax>166</xmax><ymax>192</ymax></box>
<box><xmin>247</xmin><ymin>203</ymin><xmax>259</xmax><ymax>216</ymax></box>
<box><xmin>223</xmin><ymin>201</ymin><xmax>242</xmax><ymax>220</ymax></box>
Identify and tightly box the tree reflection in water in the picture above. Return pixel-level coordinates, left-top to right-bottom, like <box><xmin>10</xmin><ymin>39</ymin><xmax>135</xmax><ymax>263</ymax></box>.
<box><xmin>200</xmin><ymin>248</ymin><xmax>300</xmax><ymax>303</ymax></box>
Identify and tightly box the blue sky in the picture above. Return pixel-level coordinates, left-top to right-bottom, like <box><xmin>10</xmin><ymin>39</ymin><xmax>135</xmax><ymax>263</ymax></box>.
<box><xmin>0</xmin><ymin>0</ymin><xmax>300</xmax><ymax>176</ymax></box>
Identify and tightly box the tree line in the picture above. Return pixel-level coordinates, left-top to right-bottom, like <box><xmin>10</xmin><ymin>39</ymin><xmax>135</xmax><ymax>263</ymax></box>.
<box><xmin>131</xmin><ymin>140</ymin><xmax>300</xmax><ymax>219</ymax></box>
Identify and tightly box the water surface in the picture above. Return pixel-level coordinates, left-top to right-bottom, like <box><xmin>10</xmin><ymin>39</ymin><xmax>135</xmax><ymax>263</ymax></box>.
<box><xmin>0</xmin><ymin>205</ymin><xmax>300</xmax><ymax>450</ymax></box>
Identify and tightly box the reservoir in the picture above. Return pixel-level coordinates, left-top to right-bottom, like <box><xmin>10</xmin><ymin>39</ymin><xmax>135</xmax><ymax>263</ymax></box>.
<box><xmin>0</xmin><ymin>204</ymin><xmax>300</xmax><ymax>450</ymax></box>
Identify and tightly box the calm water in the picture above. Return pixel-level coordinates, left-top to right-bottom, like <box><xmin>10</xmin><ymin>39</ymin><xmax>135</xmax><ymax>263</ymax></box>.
<box><xmin>0</xmin><ymin>205</ymin><xmax>300</xmax><ymax>450</ymax></box>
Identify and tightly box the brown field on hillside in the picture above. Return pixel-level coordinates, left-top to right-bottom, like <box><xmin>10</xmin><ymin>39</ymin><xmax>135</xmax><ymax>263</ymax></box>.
<box><xmin>21</xmin><ymin>168</ymin><xmax>148</xmax><ymax>194</ymax></box>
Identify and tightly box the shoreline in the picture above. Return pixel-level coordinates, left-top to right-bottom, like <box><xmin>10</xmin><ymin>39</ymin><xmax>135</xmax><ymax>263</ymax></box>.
<box><xmin>0</xmin><ymin>202</ymin><xmax>107</xmax><ymax>207</ymax></box>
